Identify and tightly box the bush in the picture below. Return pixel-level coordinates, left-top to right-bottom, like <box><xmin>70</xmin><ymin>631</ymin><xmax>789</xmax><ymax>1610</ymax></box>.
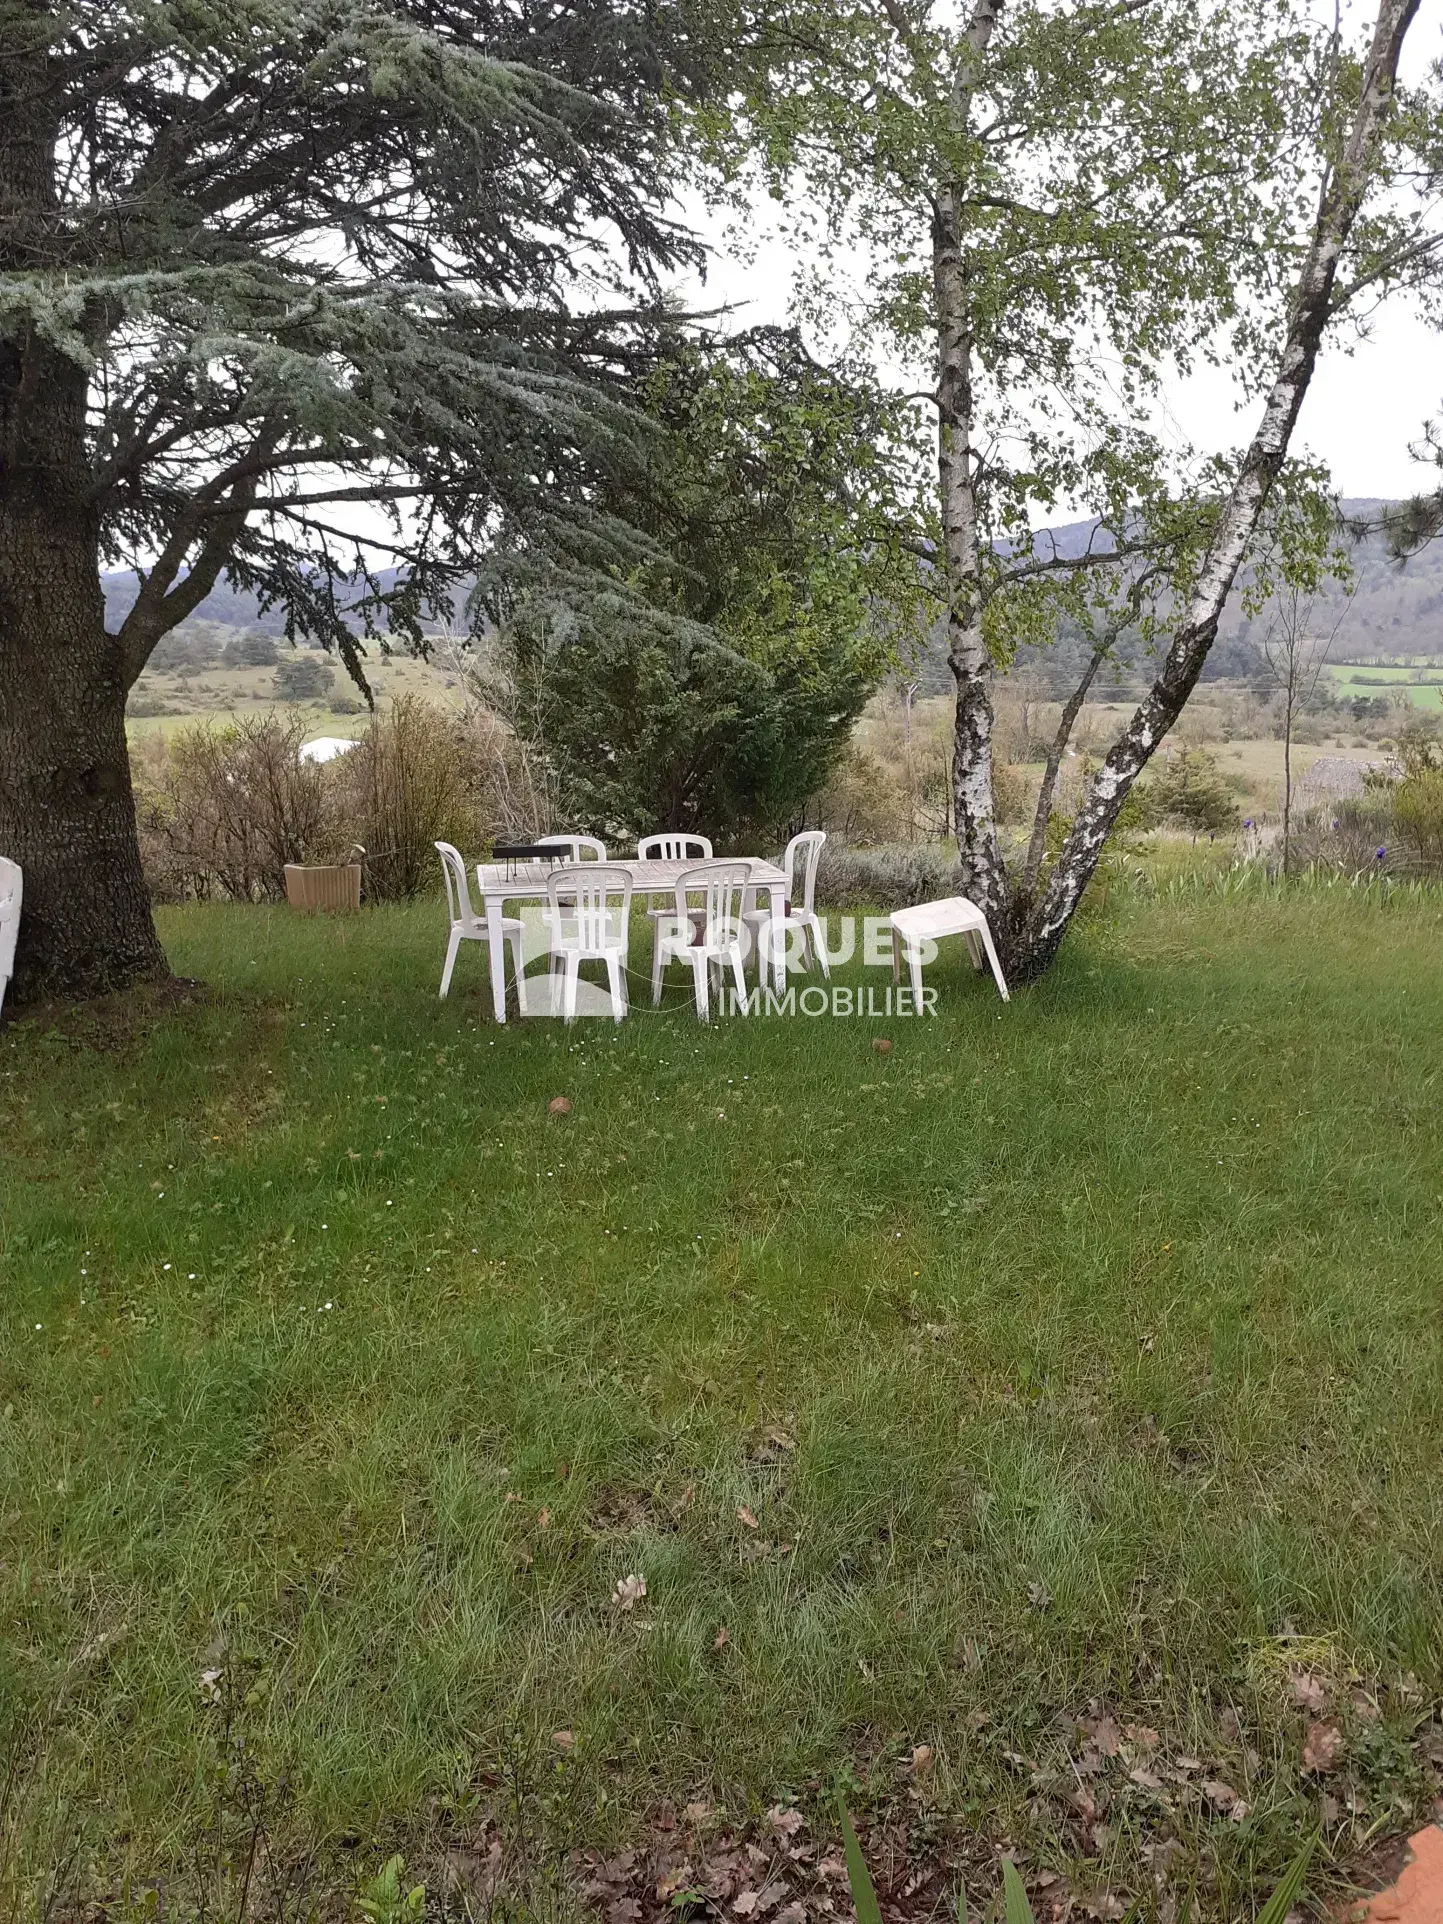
<box><xmin>135</xmin><ymin>714</ymin><xmax>334</xmax><ymax>901</ymax></box>
<box><xmin>221</xmin><ymin>631</ymin><xmax>279</xmax><ymax>669</ymax></box>
<box><xmin>1143</xmin><ymin>747</ymin><xmax>1238</xmax><ymax>836</ymax></box>
<box><xmin>814</xmin><ymin>840</ymin><xmax>961</xmax><ymax>910</ymax></box>
<box><xmin>330</xmin><ymin>695</ymin><xmax>486</xmax><ymax>901</ymax></box>
<box><xmin>274</xmin><ymin>656</ymin><xmax>334</xmax><ymax>702</ymax></box>
<box><xmin>1387</xmin><ymin>732</ymin><xmax>1443</xmax><ymax>874</ymax></box>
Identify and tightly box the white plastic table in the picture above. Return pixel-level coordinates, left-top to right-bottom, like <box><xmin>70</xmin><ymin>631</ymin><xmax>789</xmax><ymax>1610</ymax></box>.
<box><xmin>888</xmin><ymin>895</ymin><xmax>1010</xmax><ymax>1004</ymax></box>
<box><xmin>473</xmin><ymin>856</ymin><xmax>790</xmax><ymax>1023</ymax></box>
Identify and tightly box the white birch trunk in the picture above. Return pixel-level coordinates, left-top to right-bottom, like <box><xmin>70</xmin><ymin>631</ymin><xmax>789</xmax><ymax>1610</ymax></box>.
<box><xmin>1016</xmin><ymin>0</ymin><xmax>1421</xmax><ymax>979</ymax></box>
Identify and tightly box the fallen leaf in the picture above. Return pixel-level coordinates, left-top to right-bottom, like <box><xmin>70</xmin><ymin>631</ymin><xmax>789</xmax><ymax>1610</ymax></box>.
<box><xmin>612</xmin><ymin>1573</ymin><xmax>647</xmax><ymax>1612</ymax></box>
<box><xmin>548</xmin><ymin>1096</ymin><xmax>572</xmax><ymax>1115</ymax></box>
<box><xmin>1028</xmin><ymin>1581</ymin><xmax>1052</xmax><ymax>1611</ymax></box>
<box><xmin>1320</xmin><ymin>1793</ymin><xmax>1341</xmax><ymax>1826</ymax></box>
<box><xmin>777</xmin><ymin>1906</ymin><xmax>808</xmax><ymax>1924</ymax></box>
<box><xmin>1090</xmin><ymin>1716</ymin><xmax>1123</xmax><ymax>1758</ymax></box>
<box><xmin>910</xmin><ymin>1743</ymin><xmax>936</xmax><ymax>1775</ymax></box>
<box><xmin>1129</xmin><ymin>1766</ymin><xmax>1164</xmax><ymax>1790</ymax></box>
<box><xmin>1203</xmin><ymin>1780</ymin><xmax>1244</xmax><ymax>1819</ymax></box>
<box><xmin>607</xmin><ymin>1901</ymin><xmax>641</xmax><ymax>1924</ymax></box>
<box><xmin>1302</xmin><ymin>1721</ymin><xmax>1344</xmax><ymax>1774</ymax></box>
<box><xmin>769</xmin><ymin>1805</ymin><xmax>805</xmax><ymax>1837</ymax></box>
<box><xmin>872</xmin><ymin>1037</ymin><xmax>893</xmax><ymax>1055</ymax></box>
<box><xmin>737</xmin><ymin>1505</ymin><xmax>759</xmax><ymax>1529</ymax></box>
<box><xmin>537</xmin><ymin>1507</ymin><xmax>551</xmax><ymax>1529</ymax></box>
<box><xmin>733</xmin><ymin>1893</ymin><xmax>760</xmax><ymax>1916</ymax></box>
<box><xmin>684</xmin><ymin>1801</ymin><xmax>713</xmax><ymax>1824</ymax></box>
<box><xmin>714</xmin><ymin>1625</ymin><xmax>730</xmax><ymax>1651</ymax></box>
<box><xmin>1289</xmin><ymin>1669</ymin><xmax>1329</xmax><ymax>1713</ymax></box>
<box><xmin>552</xmin><ymin>1729</ymin><xmax>575</xmax><ymax>1749</ymax></box>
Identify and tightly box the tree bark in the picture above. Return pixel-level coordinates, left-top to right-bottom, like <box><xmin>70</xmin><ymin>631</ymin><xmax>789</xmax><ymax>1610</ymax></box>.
<box><xmin>939</xmin><ymin>0</ymin><xmax>1007</xmax><ymax>930</ymax></box>
<box><xmin>0</xmin><ymin>329</ymin><xmax>169</xmax><ymax>1004</ymax></box>
<box><xmin>1012</xmin><ymin>0</ymin><xmax>1420</xmax><ymax>981</ymax></box>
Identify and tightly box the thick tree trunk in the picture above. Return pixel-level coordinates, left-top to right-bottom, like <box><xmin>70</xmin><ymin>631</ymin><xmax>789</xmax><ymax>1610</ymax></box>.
<box><xmin>0</xmin><ymin>334</ymin><xmax>168</xmax><ymax>1005</ymax></box>
<box><xmin>1009</xmin><ymin>0</ymin><xmax>1420</xmax><ymax>983</ymax></box>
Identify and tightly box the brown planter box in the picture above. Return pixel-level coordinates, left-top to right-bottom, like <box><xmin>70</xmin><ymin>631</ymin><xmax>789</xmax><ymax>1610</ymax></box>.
<box><xmin>284</xmin><ymin>863</ymin><xmax>361</xmax><ymax>912</ymax></box>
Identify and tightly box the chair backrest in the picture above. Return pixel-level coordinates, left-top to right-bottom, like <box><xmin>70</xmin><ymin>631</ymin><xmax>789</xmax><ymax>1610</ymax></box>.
<box><xmin>638</xmin><ymin>833</ymin><xmax>713</xmax><ymax>862</ymax></box>
<box><xmin>538</xmin><ymin>834</ymin><xmax>608</xmax><ymax>862</ymax></box>
<box><xmin>435</xmin><ymin>842</ymin><xmax>477</xmax><ymax>930</ymax></box>
<box><xmin>547</xmin><ymin>863</ymin><xmax>632</xmax><ymax>952</ymax></box>
<box><xmin>784</xmin><ymin>830</ymin><xmax>827</xmax><ymax>914</ymax></box>
<box><xmin>674</xmin><ymin>861</ymin><xmax>750</xmax><ymax>950</ymax></box>
<box><xmin>0</xmin><ymin>857</ymin><xmax>21</xmax><ymax>994</ymax></box>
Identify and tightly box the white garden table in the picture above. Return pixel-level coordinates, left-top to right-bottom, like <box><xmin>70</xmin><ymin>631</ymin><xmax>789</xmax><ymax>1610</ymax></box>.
<box><xmin>473</xmin><ymin>856</ymin><xmax>791</xmax><ymax>1023</ymax></box>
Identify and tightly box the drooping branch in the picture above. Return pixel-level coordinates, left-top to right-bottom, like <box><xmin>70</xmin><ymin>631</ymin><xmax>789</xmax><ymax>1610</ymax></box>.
<box><xmin>1019</xmin><ymin>0</ymin><xmax>1421</xmax><ymax>978</ymax></box>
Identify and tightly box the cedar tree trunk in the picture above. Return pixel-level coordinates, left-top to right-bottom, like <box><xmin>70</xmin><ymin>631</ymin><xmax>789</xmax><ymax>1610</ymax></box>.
<box><xmin>0</xmin><ymin>331</ymin><xmax>168</xmax><ymax>1004</ymax></box>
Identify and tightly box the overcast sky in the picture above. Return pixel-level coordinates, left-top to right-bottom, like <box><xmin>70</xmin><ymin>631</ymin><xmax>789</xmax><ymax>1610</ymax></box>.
<box><xmin>665</xmin><ymin>0</ymin><xmax>1443</xmax><ymax>511</ymax></box>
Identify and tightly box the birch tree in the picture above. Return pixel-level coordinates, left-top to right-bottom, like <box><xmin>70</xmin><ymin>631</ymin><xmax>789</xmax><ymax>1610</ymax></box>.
<box><xmin>711</xmin><ymin>0</ymin><xmax>1438</xmax><ymax>977</ymax></box>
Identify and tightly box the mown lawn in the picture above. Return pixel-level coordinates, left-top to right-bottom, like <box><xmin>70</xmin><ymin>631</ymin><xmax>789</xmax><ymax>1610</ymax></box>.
<box><xmin>2</xmin><ymin>886</ymin><xmax>1441</xmax><ymax>1921</ymax></box>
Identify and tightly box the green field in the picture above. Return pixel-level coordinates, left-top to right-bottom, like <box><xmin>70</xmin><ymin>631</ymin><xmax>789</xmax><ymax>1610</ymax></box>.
<box><xmin>1325</xmin><ymin>664</ymin><xmax>1443</xmax><ymax>710</ymax></box>
<box><xmin>3</xmin><ymin>889</ymin><xmax>1442</xmax><ymax>1920</ymax></box>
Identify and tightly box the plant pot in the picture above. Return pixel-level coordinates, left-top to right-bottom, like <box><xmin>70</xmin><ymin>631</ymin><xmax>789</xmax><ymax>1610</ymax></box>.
<box><xmin>284</xmin><ymin>863</ymin><xmax>362</xmax><ymax>912</ymax></box>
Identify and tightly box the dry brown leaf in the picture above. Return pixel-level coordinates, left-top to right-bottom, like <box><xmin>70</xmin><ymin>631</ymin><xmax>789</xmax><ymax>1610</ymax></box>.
<box><xmin>1289</xmin><ymin>1669</ymin><xmax>1329</xmax><ymax>1712</ymax></box>
<box><xmin>1091</xmin><ymin>1716</ymin><xmax>1123</xmax><ymax>1757</ymax></box>
<box><xmin>1128</xmin><ymin>1766</ymin><xmax>1163</xmax><ymax>1790</ymax></box>
<box><xmin>552</xmin><ymin>1729</ymin><xmax>575</xmax><ymax>1750</ymax></box>
<box><xmin>684</xmin><ymin>1801</ymin><xmax>713</xmax><ymax>1825</ymax></box>
<box><xmin>1302</xmin><ymin>1721</ymin><xmax>1344</xmax><ymax>1773</ymax></box>
<box><xmin>768</xmin><ymin>1805</ymin><xmax>805</xmax><ymax>1837</ymax></box>
<box><xmin>537</xmin><ymin>1507</ymin><xmax>551</xmax><ymax>1529</ymax></box>
<box><xmin>548</xmin><ymin>1096</ymin><xmax>573</xmax><ymax>1115</ymax></box>
<box><xmin>714</xmin><ymin>1625</ymin><xmax>730</xmax><ymax>1651</ymax></box>
<box><xmin>737</xmin><ymin>1505</ymin><xmax>760</xmax><ymax>1529</ymax></box>
<box><xmin>1203</xmin><ymin>1780</ymin><xmax>1241</xmax><ymax>1811</ymax></box>
<box><xmin>910</xmin><ymin>1743</ymin><xmax>936</xmax><ymax>1775</ymax></box>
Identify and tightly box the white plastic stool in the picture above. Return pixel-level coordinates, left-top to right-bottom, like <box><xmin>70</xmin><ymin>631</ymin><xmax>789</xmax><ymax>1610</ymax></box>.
<box><xmin>888</xmin><ymin>896</ymin><xmax>1009</xmax><ymax>1005</ymax></box>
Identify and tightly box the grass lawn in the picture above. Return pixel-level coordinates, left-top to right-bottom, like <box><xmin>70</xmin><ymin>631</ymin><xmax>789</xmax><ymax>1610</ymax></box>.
<box><xmin>3</xmin><ymin>887</ymin><xmax>1442</xmax><ymax>1921</ymax></box>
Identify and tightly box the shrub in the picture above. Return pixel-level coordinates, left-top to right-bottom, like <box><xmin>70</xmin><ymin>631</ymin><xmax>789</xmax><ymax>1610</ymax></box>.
<box><xmin>1143</xmin><ymin>747</ymin><xmax>1238</xmax><ymax>836</ymax></box>
<box><xmin>814</xmin><ymin>840</ymin><xmax>961</xmax><ymax>910</ymax></box>
<box><xmin>135</xmin><ymin>715</ymin><xmax>334</xmax><ymax>901</ymax></box>
<box><xmin>331</xmin><ymin>695</ymin><xmax>486</xmax><ymax>901</ymax></box>
<box><xmin>221</xmin><ymin>631</ymin><xmax>279</xmax><ymax>669</ymax></box>
<box><xmin>274</xmin><ymin>656</ymin><xmax>334</xmax><ymax>702</ymax></box>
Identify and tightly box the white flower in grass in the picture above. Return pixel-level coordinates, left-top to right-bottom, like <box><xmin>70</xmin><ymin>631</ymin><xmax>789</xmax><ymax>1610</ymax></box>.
<box><xmin>611</xmin><ymin>1573</ymin><xmax>647</xmax><ymax>1612</ymax></box>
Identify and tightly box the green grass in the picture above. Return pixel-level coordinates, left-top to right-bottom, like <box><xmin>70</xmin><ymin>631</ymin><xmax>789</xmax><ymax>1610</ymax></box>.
<box><xmin>1324</xmin><ymin>665</ymin><xmax>1443</xmax><ymax>710</ymax></box>
<box><xmin>3</xmin><ymin>889</ymin><xmax>1442</xmax><ymax>1918</ymax></box>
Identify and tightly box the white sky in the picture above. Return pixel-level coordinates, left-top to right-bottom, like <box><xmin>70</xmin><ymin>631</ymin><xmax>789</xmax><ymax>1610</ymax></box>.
<box><xmin>663</xmin><ymin>0</ymin><xmax>1443</xmax><ymax>510</ymax></box>
<box><xmin>667</xmin><ymin>217</ymin><xmax>1442</xmax><ymax>510</ymax></box>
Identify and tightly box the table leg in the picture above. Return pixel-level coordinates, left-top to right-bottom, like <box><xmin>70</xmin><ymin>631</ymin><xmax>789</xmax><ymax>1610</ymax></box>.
<box><xmin>769</xmin><ymin>885</ymin><xmax>785</xmax><ymax>995</ymax></box>
<box><xmin>485</xmin><ymin>894</ymin><xmax>508</xmax><ymax>1024</ymax></box>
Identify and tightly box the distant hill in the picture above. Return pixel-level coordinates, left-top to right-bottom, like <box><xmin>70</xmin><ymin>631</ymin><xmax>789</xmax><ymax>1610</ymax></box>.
<box><xmin>105</xmin><ymin>495</ymin><xmax>1443</xmax><ymax>669</ymax></box>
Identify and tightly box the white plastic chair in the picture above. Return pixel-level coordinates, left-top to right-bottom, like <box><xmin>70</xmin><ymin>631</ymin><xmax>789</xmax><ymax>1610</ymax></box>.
<box><xmin>0</xmin><ymin>858</ymin><xmax>21</xmax><ymax>1017</ymax></box>
<box><xmin>637</xmin><ymin>833</ymin><xmax>713</xmax><ymax>862</ymax></box>
<box><xmin>546</xmin><ymin>863</ymin><xmax>632</xmax><ymax>1021</ymax></box>
<box><xmin>537</xmin><ymin>834</ymin><xmax>608</xmax><ymax>861</ymax></box>
<box><xmin>744</xmin><ymin>830</ymin><xmax>829</xmax><ymax>978</ymax></box>
<box><xmin>638</xmin><ymin>832</ymin><xmax>714</xmax><ymax>945</ymax></box>
<box><xmin>435</xmin><ymin>842</ymin><xmax>527</xmax><ymax>1009</ymax></box>
<box><xmin>653</xmin><ymin>861</ymin><xmax>750</xmax><ymax>1019</ymax></box>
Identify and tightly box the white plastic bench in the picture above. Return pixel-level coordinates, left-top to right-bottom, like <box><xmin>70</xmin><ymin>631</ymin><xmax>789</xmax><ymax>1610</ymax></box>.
<box><xmin>888</xmin><ymin>895</ymin><xmax>1009</xmax><ymax>1005</ymax></box>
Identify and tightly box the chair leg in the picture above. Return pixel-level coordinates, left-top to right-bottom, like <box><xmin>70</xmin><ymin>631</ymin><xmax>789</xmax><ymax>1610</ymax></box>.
<box><xmin>978</xmin><ymin>924</ymin><xmax>1011</xmax><ymax>1003</ymax></box>
<box><xmin>908</xmin><ymin>940</ymin><xmax>924</xmax><ymax>1010</ymax></box>
<box><xmin>890</xmin><ymin>925</ymin><xmax>900</xmax><ymax>986</ymax></box>
<box><xmin>691</xmin><ymin>951</ymin><xmax>709</xmax><ymax>1021</ymax></box>
<box><xmin>439</xmin><ymin>925</ymin><xmax>462</xmax><ymax>998</ymax></box>
<box><xmin>964</xmin><ymin>931</ymin><xmax>984</xmax><ymax>972</ymax></box>
<box><xmin>652</xmin><ymin>930</ymin><xmax>666</xmax><ymax>1005</ymax></box>
<box><xmin>730</xmin><ymin>945</ymin><xmax>749</xmax><ymax>1008</ymax></box>
<box><xmin>808</xmin><ymin>914</ymin><xmax>831</xmax><ymax>979</ymax></box>
<box><xmin>563</xmin><ymin>954</ymin><xmax>580</xmax><ymax>1024</ymax></box>
<box><xmin>606</xmin><ymin>951</ymin><xmax>627</xmax><ymax>1021</ymax></box>
<box><xmin>509</xmin><ymin>930</ymin><xmax>528</xmax><ymax>1016</ymax></box>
